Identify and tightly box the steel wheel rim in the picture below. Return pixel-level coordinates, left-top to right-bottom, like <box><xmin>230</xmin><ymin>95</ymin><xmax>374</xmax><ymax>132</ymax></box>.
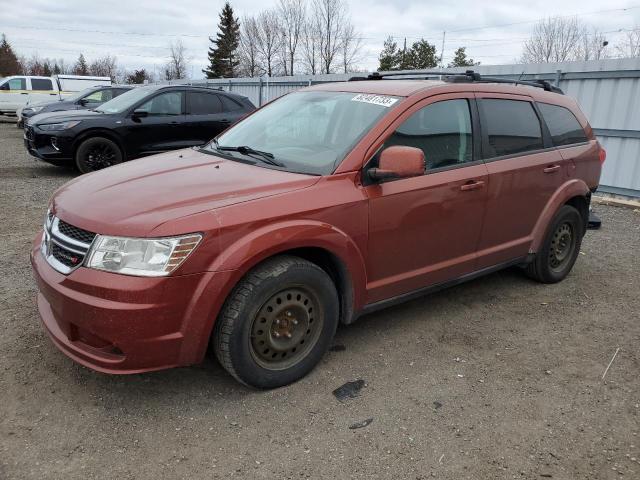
<box><xmin>85</xmin><ymin>143</ymin><xmax>116</xmax><ymax>170</ymax></box>
<box><xmin>549</xmin><ymin>222</ymin><xmax>575</xmax><ymax>272</ymax></box>
<box><xmin>249</xmin><ymin>287</ymin><xmax>323</xmax><ymax>370</ymax></box>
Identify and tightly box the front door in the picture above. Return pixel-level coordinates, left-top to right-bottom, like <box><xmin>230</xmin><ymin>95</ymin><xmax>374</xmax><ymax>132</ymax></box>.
<box><xmin>364</xmin><ymin>94</ymin><xmax>488</xmax><ymax>304</ymax></box>
<box><xmin>124</xmin><ymin>90</ymin><xmax>188</xmax><ymax>157</ymax></box>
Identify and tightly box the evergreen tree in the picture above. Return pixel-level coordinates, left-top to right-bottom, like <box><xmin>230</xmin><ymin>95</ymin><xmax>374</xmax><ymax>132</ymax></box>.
<box><xmin>448</xmin><ymin>47</ymin><xmax>478</xmax><ymax>67</ymax></box>
<box><xmin>74</xmin><ymin>54</ymin><xmax>88</xmax><ymax>75</ymax></box>
<box><xmin>42</xmin><ymin>60</ymin><xmax>52</xmax><ymax>77</ymax></box>
<box><xmin>405</xmin><ymin>39</ymin><xmax>438</xmax><ymax>69</ymax></box>
<box><xmin>0</xmin><ymin>34</ymin><xmax>21</xmax><ymax>76</ymax></box>
<box><xmin>378</xmin><ymin>36</ymin><xmax>400</xmax><ymax>71</ymax></box>
<box><xmin>203</xmin><ymin>2</ymin><xmax>240</xmax><ymax>78</ymax></box>
<box><xmin>126</xmin><ymin>69</ymin><xmax>150</xmax><ymax>84</ymax></box>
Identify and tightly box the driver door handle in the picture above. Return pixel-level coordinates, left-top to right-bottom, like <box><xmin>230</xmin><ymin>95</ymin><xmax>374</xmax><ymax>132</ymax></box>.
<box><xmin>460</xmin><ymin>180</ymin><xmax>485</xmax><ymax>191</ymax></box>
<box><xmin>543</xmin><ymin>165</ymin><xmax>561</xmax><ymax>174</ymax></box>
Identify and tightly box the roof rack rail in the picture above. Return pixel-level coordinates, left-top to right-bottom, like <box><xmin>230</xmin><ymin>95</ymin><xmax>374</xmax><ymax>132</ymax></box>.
<box><xmin>349</xmin><ymin>70</ymin><xmax>564</xmax><ymax>94</ymax></box>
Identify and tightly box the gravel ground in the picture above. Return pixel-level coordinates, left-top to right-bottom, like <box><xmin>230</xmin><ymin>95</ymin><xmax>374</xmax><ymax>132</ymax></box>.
<box><xmin>0</xmin><ymin>120</ymin><xmax>639</xmax><ymax>480</ymax></box>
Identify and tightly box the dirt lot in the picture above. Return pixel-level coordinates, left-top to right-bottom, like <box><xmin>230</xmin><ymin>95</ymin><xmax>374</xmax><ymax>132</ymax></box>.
<box><xmin>0</xmin><ymin>119</ymin><xmax>639</xmax><ymax>480</ymax></box>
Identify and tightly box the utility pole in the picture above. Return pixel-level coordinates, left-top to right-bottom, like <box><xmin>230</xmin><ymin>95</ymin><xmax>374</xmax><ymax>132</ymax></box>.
<box><xmin>440</xmin><ymin>31</ymin><xmax>446</xmax><ymax>68</ymax></box>
<box><xmin>402</xmin><ymin>37</ymin><xmax>407</xmax><ymax>69</ymax></box>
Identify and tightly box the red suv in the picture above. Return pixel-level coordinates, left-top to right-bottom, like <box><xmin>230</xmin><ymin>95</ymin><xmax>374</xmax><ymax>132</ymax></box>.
<box><xmin>31</xmin><ymin>72</ymin><xmax>604</xmax><ymax>388</ymax></box>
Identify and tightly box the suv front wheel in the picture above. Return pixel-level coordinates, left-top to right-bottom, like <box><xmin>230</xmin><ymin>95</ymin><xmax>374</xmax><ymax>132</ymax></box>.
<box><xmin>526</xmin><ymin>204</ymin><xmax>584</xmax><ymax>283</ymax></box>
<box><xmin>213</xmin><ymin>255</ymin><xmax>339</xmax><ymax>389</ymax></box>
<box><xmin>75</xmin><ymin>136</ymin><xmax>123</xmax><ymax>173</ymax></box>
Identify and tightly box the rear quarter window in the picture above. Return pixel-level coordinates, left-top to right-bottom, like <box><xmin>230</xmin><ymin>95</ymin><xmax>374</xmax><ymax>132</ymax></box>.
<box><xmin>538</xmin><ymin>103</ymin><xmax>588</xmax><ymax>146</ymax></box>
<box><xmin>480</xmin><ymin>99</ymin><xmax>544</xmax><ymax>158</ymax></box>
<box><xmin>220</xmin><ymin>95</ymin><xmax>243</xmax><ymax>112</ymax></box>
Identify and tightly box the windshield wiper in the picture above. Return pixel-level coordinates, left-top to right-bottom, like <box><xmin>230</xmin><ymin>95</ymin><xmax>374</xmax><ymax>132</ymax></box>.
<box><xmin>213</xmin><ymin>140</ymin><xmax>284</xmax><ymax>167</ymax></box>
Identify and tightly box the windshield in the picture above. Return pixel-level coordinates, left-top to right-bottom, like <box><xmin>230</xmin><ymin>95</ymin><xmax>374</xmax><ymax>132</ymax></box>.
<box><xmin>212</xmin><ymin>91</ymin><xmax>398</xmax><ymax>175</ymax></box>
<box><xmin>96</xmin><ymin>86</ymin><xmax>153</xmax><ymax>113</ymax></box>
<box><xmin>66</xmin><ymin>87</ymin><xmax>98</xmax><ymax>102</ymax></box>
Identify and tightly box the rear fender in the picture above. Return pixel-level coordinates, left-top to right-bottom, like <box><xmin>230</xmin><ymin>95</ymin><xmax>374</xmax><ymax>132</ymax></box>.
<box><xmin>529</xmin><ymin>179</ymin><xmax>590</xmax><ymax>253</ymax></box>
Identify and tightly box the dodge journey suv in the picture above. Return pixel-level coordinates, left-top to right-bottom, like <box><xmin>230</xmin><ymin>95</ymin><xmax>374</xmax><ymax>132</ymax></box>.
<box><xmin>31</xmin><ymin>72</ymin><xmax>604</xmax><ymax>388</ymax></box>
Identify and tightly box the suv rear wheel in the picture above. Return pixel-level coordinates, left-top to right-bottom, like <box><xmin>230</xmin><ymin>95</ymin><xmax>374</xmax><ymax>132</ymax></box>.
<box><xmin>213</xmin><ymin>255</ymin><xmax>339</xmax><ymax>389</ymax></box>
<box><xmin>75</xmin><ymin>137</ymin><xmax>123</xmax><ymax>173</ymax></box>
<box><xmin>526</xmin><ymin>205</ymin><xmax>584</xmax><ymax>283</ymax></box>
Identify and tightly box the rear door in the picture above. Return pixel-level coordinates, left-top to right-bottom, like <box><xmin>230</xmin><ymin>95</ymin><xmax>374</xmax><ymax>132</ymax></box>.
<box><xmin>364</xmin><ymin>94</ymin><xmax>488</xmax><ymax>303</ymax></box>
<box><xmin>184</xmin><ymin>90</ymin><xmax>227</xmax><ymax>146</ymax></box>
<box><xmin>28</xmin><ymin>78</ymin><xmax>58</xmax><ymax>105</ymax></box>
<box><xmin>474</xmin><ymin>94</ymin><xmax>566</xmax><ymax>269</ymax></box>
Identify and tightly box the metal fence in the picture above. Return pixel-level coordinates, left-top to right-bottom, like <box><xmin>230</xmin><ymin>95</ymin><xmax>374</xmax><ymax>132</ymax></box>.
<box><xmin>170</xmin><ymin>58</ymin><xmax>640</xmax><ymax>198</ymax></box>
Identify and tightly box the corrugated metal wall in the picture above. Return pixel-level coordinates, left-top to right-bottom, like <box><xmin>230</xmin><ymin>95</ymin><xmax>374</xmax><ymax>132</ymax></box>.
<box><xmin>176</xmin><ymin>58</ymin><xmax>640</xmax><ymax>197</ymax></box>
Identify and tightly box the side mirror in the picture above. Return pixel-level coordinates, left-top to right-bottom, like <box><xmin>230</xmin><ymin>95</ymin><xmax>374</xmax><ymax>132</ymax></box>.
<box><xmin>368</xmin><ymin>146</ymin><xmax>425</xmax><ymax>181</ymax></box>
<box><xmin>77</xmin><ymin>98</ymin><xmax>87</xmax><ymax>106</ymax></box>
<box><xmin>132</xmin><ymin>109</ymin><xmax>149</xmax><ymax>118</ymax></box>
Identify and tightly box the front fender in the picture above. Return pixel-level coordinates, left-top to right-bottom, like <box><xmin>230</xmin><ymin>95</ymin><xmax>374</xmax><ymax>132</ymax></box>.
<box><xmin>529</xmin><ymin>179</ymin><xmax>590</xmax><ymax>253</ymax></box>
<box><xmin>209</xmin><ymin>220</ymin><xmax>367</xmax><ymax>307</ymax></box>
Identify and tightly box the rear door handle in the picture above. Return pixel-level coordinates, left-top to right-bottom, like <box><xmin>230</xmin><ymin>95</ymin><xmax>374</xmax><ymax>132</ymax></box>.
<box><xmin>543</xmin><ymin>165</ymin><xmax>561</xmax><ymax>174</ymax></box>
<box><xmin>460</xmin><ymin>180</ymin><xmax>485</xmax><ymax>191</ymax></box>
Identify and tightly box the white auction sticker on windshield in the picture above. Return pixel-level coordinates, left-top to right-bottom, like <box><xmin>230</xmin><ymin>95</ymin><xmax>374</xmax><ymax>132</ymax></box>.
<box><xmin>351</xmin><ymin>94</ymin><xmax>398</xmax><ymax>107</ymax></box>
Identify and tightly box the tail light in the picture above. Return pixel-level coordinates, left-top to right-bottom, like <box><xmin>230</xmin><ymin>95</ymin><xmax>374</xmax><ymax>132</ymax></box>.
<box><xmin>598</xmin><ymin>144</ymin><xmax>607</xmax><ymax>165</ymax></box>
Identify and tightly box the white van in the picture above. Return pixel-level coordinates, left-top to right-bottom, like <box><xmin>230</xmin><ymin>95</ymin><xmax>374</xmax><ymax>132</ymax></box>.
<box><xmin>0</xmin><ymin>75</ymin><xmax>111</xmax><ymax>115</ymax></box>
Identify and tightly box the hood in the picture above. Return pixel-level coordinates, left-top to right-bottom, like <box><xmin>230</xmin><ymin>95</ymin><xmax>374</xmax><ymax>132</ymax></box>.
<box><xmin>31</xmin><ymin>109</ymin><xmax>106</xmax><ymax>125</ymax></box>
<box><xmin>52</xmin><ymin>147</ymin><xmax>320</xmax><ymax>237</ymax></box>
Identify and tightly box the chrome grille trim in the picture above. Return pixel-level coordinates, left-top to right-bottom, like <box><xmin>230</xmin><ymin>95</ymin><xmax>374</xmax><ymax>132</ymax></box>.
<box><xmin>42</xmin><ymin>216</ymin><xmax>95</xmax><ymax>275</ymax></box>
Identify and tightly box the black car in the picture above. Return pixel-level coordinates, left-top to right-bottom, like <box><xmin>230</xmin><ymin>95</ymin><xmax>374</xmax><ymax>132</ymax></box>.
<box><xmin>19</xmin><ymin>85</ymin><xmax>133</xmax><ymax>127</ymax></box>
<box><xmin>24</xmin><ymin>85</ymin><xmax>255</xmax><ymax>173</ymax></box>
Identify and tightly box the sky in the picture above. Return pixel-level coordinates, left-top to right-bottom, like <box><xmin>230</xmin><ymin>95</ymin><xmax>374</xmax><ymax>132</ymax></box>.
<box><xmin>2</xmin><ymin>0</ymin><xmax>640</xmax><ymax>78</ymax></box>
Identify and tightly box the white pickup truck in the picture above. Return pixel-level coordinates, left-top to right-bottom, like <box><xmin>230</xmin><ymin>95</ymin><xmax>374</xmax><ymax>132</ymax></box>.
<box><xmin>0</xmin><ymin>74</ymin><xmax>112</xmax><ymax>116</ymax></box>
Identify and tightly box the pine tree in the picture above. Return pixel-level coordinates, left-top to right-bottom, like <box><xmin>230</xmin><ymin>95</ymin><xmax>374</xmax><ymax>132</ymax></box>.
<box><xmin>378</xmin><ymin>36</ymin><xmax>399</xmax><ymax>71</ymax></box>
<box><xmin>74</xmin><ymin>54</ymin><xmax>88</xmax><ymax>75</ymax></box>
<box><xmin>405</xmin><ymin>39</ymin><xmax>438</xmax><ymax>69</ymax></box>
<box><xmin>448</xmin><ymin>47</ymin><xmax>478</xmax><ymax>68</ymax></box>
<box><xmin>0</xmin><ymin>34</ymin><xmax>21</xmax><ymax>76</ymax></box>
<box><xmin>203</xmin><ymin>2</ymin><xmax>240</xmax><ymax>78</ymax></box>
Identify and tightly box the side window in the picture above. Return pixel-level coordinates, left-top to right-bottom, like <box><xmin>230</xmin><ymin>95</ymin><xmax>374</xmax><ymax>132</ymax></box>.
<box><xmin>187</xmin><ymin>92</ymin><xmax>222</xmax><ymax>115</ymax></box>
<box><xmin>83</xmin><ymin>90</ymin><xmax>104</xmax><ymax>103</ymax></box>
<box><xmin>1</xmin><ymin>78</ymin><xmax>26</xmax><ymax>90</ymax></box>
<box><xmin>384</xmin><ymin>99</ymin><xmax>473</xmax><ymax>171</ymax></box>
<box><xmin>220</xmin><ymin>95</ymin><xmax>242</xmax><ymax>112</ymax></box>
<box><xmin>31</xmin><ymin>78</ymin><xmax>54</xmax><ymax>91</ymax></box>
<box><xmin>538</xmin><ymin>103</ymin><xmax>588</xmax><ymax>146</ymax></box>
<box><xmin>138</xmin><ymin>91</ymin><xmax>183</xmax><ymax>115</ymax></box>
<box><xmin>480</xmin><ymin>99</ymin><xmax>543</xmax><ymax>157</ymax></box>
<box><xmin>100</xmin><ymin>89</ymin><xmax>114</xmax><ymax>102</ymax></box>
<box><xmin>113</xmin><ymin>89</ymin><xmax>129</xmax><ymax>98</ymax></box>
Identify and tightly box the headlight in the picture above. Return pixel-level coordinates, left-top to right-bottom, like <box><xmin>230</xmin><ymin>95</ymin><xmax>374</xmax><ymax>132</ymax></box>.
<box><xmin>39</xmin><ymin>120</ymin><xmax>81</xmax><ymax>131</ymax></box>
<box><xmin>85</xmin><ymin>234</ymin><xmax>202</xmax><ymax>277</ymax></box>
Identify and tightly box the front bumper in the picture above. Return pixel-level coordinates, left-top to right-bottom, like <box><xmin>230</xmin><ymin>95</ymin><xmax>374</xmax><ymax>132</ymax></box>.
<box><xmin>24</xmin><ymin>126</ymin><xmax>74</xmax><ymax>163</ymax></box>
<box><xmin>31</xmin><ymin>232</ymin><xmax>231</xmax><ymax>374</ymax></box>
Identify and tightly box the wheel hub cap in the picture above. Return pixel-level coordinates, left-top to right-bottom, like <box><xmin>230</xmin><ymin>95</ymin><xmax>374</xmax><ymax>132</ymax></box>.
<box><xmin>250</xmin><ymin>287</ymin><xmax>322</xmax><ymax>370</ymax></box>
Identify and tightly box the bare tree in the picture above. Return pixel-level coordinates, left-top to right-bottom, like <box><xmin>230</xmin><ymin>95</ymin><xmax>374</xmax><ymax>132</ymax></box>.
<box><xmin>340</xmin><ymin>22</ymin><xmax>362</xmax><ymax>73</ymax></box>
<box><xmin>255</xmin><ymin>9</ymin><xmax>283</xmax><ymax>77</ymax></box>
<box><xmin>278</xmin><ymin>0</ymin><xmax>305</xmax><ymax>75</ymax></box>
<box><xmin>165</xmin><ymin>39</ymin><xmax>188</xmax><ymax>80</ymax></box>
<box><xmin>239</xmin><ymin>15</ymin><xmax>263</xmax><ymax>77</ymax></box>
<box><xmin>575</xmin><ymin>29</ymin><xmax>610</xmax><ymax>61</ymax></box>
<box><xmin>521</xmin><ymin>16</ymin><xmax>584</xmax><ymax>63</ymax></box>
<box><xmin>616</xmin><ymin>27</ymin><xmax>640</xmax><ymax>58</ymax></box>
<box><xmin>313</xmin><ymin>0</ymin><xmax>346</xmax><ymax>74</ymax></box>
<box><xmin>89</xmin><ymin>55</ymin><xmax>118</xmax><ymax>81</ymax></box>
<box><xmin>301</xmin><ymin>15</ymin><xmax>320</xmax><ymax>74</ymax></box>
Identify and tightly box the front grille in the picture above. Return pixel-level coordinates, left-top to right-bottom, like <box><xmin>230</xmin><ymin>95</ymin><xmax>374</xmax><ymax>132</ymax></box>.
<box><xmin>25</xmin><ymin>126</ymin><xmax>34</xmax><ymax>141</ymax></box>
<box><xmin>51</xmin><ymin>243</ymin><xmax>83</xmax><ymax>268</ymax></box>
<box><xmin>57</xmin><ymin>220</ymin><xmax>96</xmax><ymax>245</ymax></box>
<box><xmin>42</xmin><ymin>216</ymin><xmax>95</xmax><ymax>274</ymax></box>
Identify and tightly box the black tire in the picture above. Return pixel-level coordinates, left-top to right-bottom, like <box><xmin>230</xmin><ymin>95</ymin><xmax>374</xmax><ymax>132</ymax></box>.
<box><xmin>526</xmin><ymin>205</ymin><xmax>584</xmax><ymax>283</ymax></box>
<box><xmin>213</xmin><ymin>255</ymin><xmax>339</xmax><ymax>389</ymax></box>
<box><xmin>75</xmin><ymin>137</ymin><xmax>123</xmax><ymax>174</ymax></box>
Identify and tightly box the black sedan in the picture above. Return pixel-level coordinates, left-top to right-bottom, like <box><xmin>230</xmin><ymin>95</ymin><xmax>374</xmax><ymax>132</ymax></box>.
<box><xmin>24</xmin><ymin>85</ymin><xmax>255</xmax><ymax>173</ymax></box>
<box><xmin>19</xmin><ymin>85</ymin><xmax>133</xmax><ymax>127</ymax></box>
